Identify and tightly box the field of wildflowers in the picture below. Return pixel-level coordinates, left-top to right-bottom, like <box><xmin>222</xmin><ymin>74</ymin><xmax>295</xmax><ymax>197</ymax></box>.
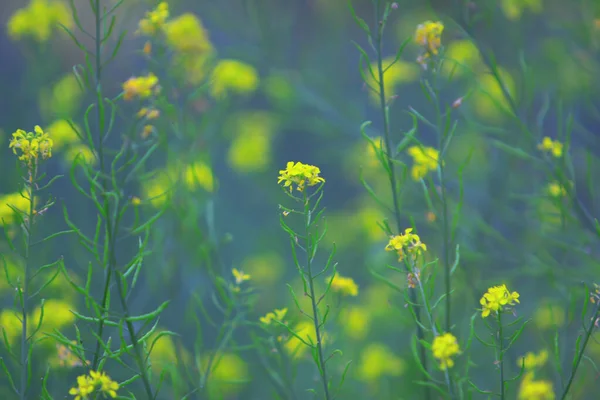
<box><xmin>1</xmin><ymin>0</ymin><xmax>600</xmax><ymax>399</ymax></box>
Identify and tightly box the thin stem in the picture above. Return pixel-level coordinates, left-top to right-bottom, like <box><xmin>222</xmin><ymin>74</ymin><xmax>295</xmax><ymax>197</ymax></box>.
<box><xmin>20</xmin><ymin>163</ymin><xmax>37</xmax><ymax>400</ymax></box>
<box><xmin>303</xmin><ymin>191</ymin><xmax>331</xmax><ymax>400</ymax></box>
<box><xmin>497</xmin><ymin>312</ymin><xmax>505</xmax><ymax>400</ymax></box>
<box><xmin>560</xmin><ymin>300</ymin><xmax>600</xmax><ymax>400</ymax></box>
<box><xmin>373</xmin><ymin>1</ymin><xmax>431</xmax><ymax>398</ymax></box>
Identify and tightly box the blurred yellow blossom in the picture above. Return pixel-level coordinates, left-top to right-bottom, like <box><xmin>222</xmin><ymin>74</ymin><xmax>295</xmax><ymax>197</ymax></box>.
<box><xmin>10</xmin><ymin>126</ymin><xmax>53</xmax><ymax>163</ymax></box>
<box><xmin>46</xmin><ymin>119</ymin><xmax>80</xmax><ymax>150</ymax></box>
<box><xmin>518</xmin><ymin>350</ymin><xmax>549</xmax><ymax>370</ymax></box>
<box><xmin>357</xmin><ymin>343</ymin><xmax>404</xmax><ymax>382</ymax></box>
<box><xmin>472</xmin><ymin>67</ymin><xmax>516</xmax><ymax>121</ymax></box>
<box><xmin>328</xmin><ymin>273</ymin><xmax>359</xmax><ymax>296</ymax></box>
<box><xmin>480</xmin><ymin>284</ymin><xmax>520</xmax><ymax>318</ymax></box>
<box><xmin>407</xmin><ymin>146</ymin><xmax>439</xmax><ymax>180</ymax></box>
<box><xmin>367</xmin><ymin>57</ymin><xmax>419</xmax><ymax>103</ymax></box>
<box><xmin>533</xmin><ymin>303</ymin><xmax>565</xmax><ymax>330</ymax></box>
<box><xmin>69</xmin><ymin>370</ymin><xmax>119</xmax><ymax>400</ymax></box>
<box><xmin>122</xmin><ymin>73</ymin><xmax>160</xmax><ymax>101</ymax></box>
<box><xmin>164</xmin><ymin>13</ymin><xmax>213</xmax><ymax>54</ymax></box>
<box><xmin>385</xmin><ymin>228</ymin><xmax>427</xmax><ymax>262</ymax></box>
<box><xmin>340</xmin><ymin>306</ymin><xmax>371</xmax><ymax>340</ymax></box>
<box><xmin>259</xmin><ymin>308</ymin><xmax>288</xmax><ymax>325</ymax></box>
<box><xmin>432</xmin><ymin>332</ymin><xmax>460</xmax><ymax>370</ymax></box>
<box><xmin>204</xmin><ymin>352</ymin><xmax>249</xmax><ymax>399</ymax></box>
<box><xmin>415</xmin><ymin>21</ymin><xmax>444</xmax><ymax>68</ymax></box>
<box><xmin>232</xmin><ymin>268</ymin><xmax>251</xmax><ymax>286</ymax></box>
<box><xmin>538</xmin><ymin>137</ymin><xmax>563</xmax><ymax>158</ymax></box>
<box><xmin>0</xmin><ymin>192</ymin><xmax>32</xmax><ymax>225</ymax></box>
<box><xmin>183</xmin><ymin>162</ymin><xmax>214</xmax><ymax>192</ymax></box>
<box><xmin>211</xmin><ymin>60</ymin><xmax>259</xmax><ymax>98</ymax></box>
<box><xmin>30</xmin><ymin>299</ymin><xmax>75</xmax><ymax>336</ymax></box>
<box><xmin>518</xmin><ymin>372</ymin><xmax>554</xmax><ymax>400</ymax></box>
<box><xmin>7</xmin><ymin>0</ymin><xmax>73</xmax><ymax>43</ymax></box>
<box><xmin>51</xmin><ymin>341</ymin><xmax>89</xmax><ymax>368</ymax></box>
<box><xmin>284</xmin><ymin>320</ymin><xmax>322</xmax><ymax>358</ymax></box>
<box><xmin>64</xmin><ymin>144</ymin><xmax>97</xmax><ymax>166</ymax></box>
<box><xmin>0</xmin><ymin>310</ymin><xmax>21</xmax><ymax>346</ymax></box>
<box><xmin>263</xmin><ymin>73</ymin><xmax>296</xmax><ymax>106</ymax></box>
<box><xmin>142</xmin><ymin>171</ymin><xmax>172</xmax><ymax>208</ymax></box>
<box><xmin>137</xmin><ymin>2</ymin><xmax>169</xmax><ymax>36</ymax></box>
<box><xmin>443</xmin><ymin>39</ymin><xmax>482</xmax><ymax>77</ymax></box>
<box><xmin>546</xmin><ymin>181</ymin><xmax>566</xmax><ymax>198</ymax></box>
<box><xmin>501</xmin><ymin>0</ymin><xmax>543</xmax><ymax>21</ymax></box>
<box><xmin>227</xmin><ymin>112</ymin><xmax>278</xmax><ymax>173</ymax></box>
<box><xmin>278</xmin><ymin>162</ymin><xmax>325</xmax><ymax>192</ymax></box>
<box><xmin>147</xmin><ymin>330</ymin><xmax>190</xmax><ymax>374</ymax></box>
<box><xmin>39</xmin><ymin>74</ymin><xmax>83</xmax><ymax>119</ymax></box>
<box><xmin>241</xmin><ymin>252</ymin><xmax>285</xmax><ymax>286</ymax></box>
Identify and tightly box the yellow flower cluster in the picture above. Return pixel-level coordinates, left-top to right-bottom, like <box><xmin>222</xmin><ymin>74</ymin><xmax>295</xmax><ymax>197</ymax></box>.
<box><xmin>137</xmin><ymin>2</ymin><xmax>169</xmax><ymax>36</ymax></box>
<box><xmin>231</xmin><ymin>268</ymin><xmax>251</xmax><ymax>293</ymax></box>
<box><xmin>537</xmin><ymin>137</ymin><xmax>563</xmax><ymax>158</ymax></box>
<box><xmin>385</xmin><ymin>228</ymin><xmax>427</xmax><ymax>262</ymax></box>
<box><xmin>518</xmin><ymin>372</ymin><xmax>554</xmax><ymax>400</ymax></box>
<box><xmin>69</xmin><ymin>370</ymin><xmax>119</xmax><ymax>400</ymax></box>
<box><xmin>480</xmin><ymin>284</ymin><xmax>520</xmax><ymax>318</ymax></box>
<box><xmin>414</xmin><ymin>21</ymin><xmax>444</xmax><ymax>68</ymax></box>
<box><xmin>7</xmin><ymin>0</ymin><xmax>72</xmax><ymax>43</ymax></box>
<box><xmin>277</xmin><ymin>161</ymin><xmax>325</xmax><ymax>193</ymax></box>
<box><xmin>259</xmin><ymin>308</ymin><xmax>288</xmax><ymax>325</ymax></box>
<box><xmin>122</xmin><ymin>73</ymin><xmax>160</xmax><ymax>101</ymax></box>
<box><xmin>518</xmin><ymin>350</ymin><xmax>548</xmax><ymax>370</ymax></box>
<box><xmin>328</xmin><ymin>273</ymin><xmax>359</xmax><ymax>296</ymax></box>
<box><xmin>407</xmin><ymin>146</ymin><xmax>439</xmax><ymax>181</ymax></box>
<box><xmin>432</xmin><ymin>332</ymin><xmax>460</xmax><ymax>370</ymax></box>
<box><xmin>0</xmin><ymin>192</ymin><xmax>31</xmax><ymax>225</ymax></box>
<box><xmin>211</xmin><ymin>59</ymin><xmax>259</xmax><ymax>98</ymax></box>
<box><xmin>9</xmin><ymin>125</ymin><xmax>53</xmax><ymax>163</ymax></box>
<box><xmin>546</xmin><ymin>181</ymin><xmax>567</xmax><ymax>198</ymax></box>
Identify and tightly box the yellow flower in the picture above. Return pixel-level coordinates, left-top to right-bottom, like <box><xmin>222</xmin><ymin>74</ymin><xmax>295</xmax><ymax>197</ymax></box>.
<box><xmin>69</xmin><ymin>370</ymin><xmax>119</xmax><ymax>400</ymax></box>
<box><xmin>518</xmin><ymin>372</ymin><xmax>554</xmax><ymax>400</ymax></box>
<box><xmin>0</xmin><ymin>192</ymin><xmax>31</xmax><ymax>225</ymax></box>
<box><xmin>259</xmin><ymin>308</ymin><xmax>288</xmax><ymax>325</ymax></box>
<box><xmin>443</xmin><ymin>39</ymin><xmax>482</xmax><ymax>77</ymax></box>
<box><xmin>46</xmin><ymin>119</ymin><xmax>80</xmax><ymax>150</ymax></box>
<box><xmin>407</xmin><ymin>146</ymin><xmax>439</xmax><ymax>181</ymax></box>
<box><xmin>184</xmin><ymin>162</ymin><xmax>214</xmax><ymax>192</ymax></box>
<box><xmin>164</xmin><ymin>13</ymin><xmax>213</xmax><ymax>54</ymax></box>
<box><xmin>204</xmin><ymin>353</ymin><xmax>249</xmax><ymax>399</ymax></box>
<box><xmin>9</xmin><ymin>125</ymin><xmax>53</xmax><ymax>162</ymax></box>
<box><xmin>518</xmin><ymin>350</ymin><xmax>549</xmax><ymax>370</ymax></box>
<box><xmin>69</xmin><ymin>374</ymin><xmax>95</xmax><ymax>400</ymax></box>
<box><xmin>385</xmin><ymin>228</ymin><xmax>427</xmax><ymax>262</ymax></box>
<box><xmin>7</xmin><ymin>0</ymin><xmax>73</xmax><ymax>43</ymax></box>
<box><xmin>122</xmin><ymin>73</ymin><xmax>160</xmax><ymax>101</ymax></box>
<box><xmin>340</xmin><ymin>306</ymin><xmax>371</xmax><ymax>340</ymax></box>
<box><xmin>533</xmin><ymin>303</ymin><xmax>565</xmax><ymax>330</ymax></box>
<box><xmin>284</xmin><ymin>320</ymin><xmax>322</xmax><ymax>358</ymax></box>
<box><xmin>39</xmin><ymin>74</ymin><xmax>83</xmax><ymax>118</ymax></box>
<box><xmin>414</xmin><ymin>21</ymin><xmax>444</xmax><ymax>68</ymax></box>
<box><xmin>232</xmin><ymin>268</ymin><xmax>251</xmax><ymax>285</ymax></box>
<box><xmin>327</xmin><ymin>273</ymin><xmax>359</xmax><ymax>296</ymax></box>
<box><xmin>211</xmin><ymin>59</ymin><xmax>259</xmax><ymax>98</ymax></box>
<box><xmin>537</xmin><ymin>137</ymin><xmax>563</xmax><ymax>158</ymax></box>
<box><xmin>137</xmin><ymin>2</ymin><xmax>169</xmax><ymax>36</ymax></box>
<box><xmin>366</xmin><ymin>58</ymin><xmax>419</xmax><ymax>103</ymax></box>
<box><xmin>241</xmin><ymin>253</ymin><xmax>285</xmax><ymax>286</ymax></box>
<box><xmin>357</xmin><ymin>343</ymin><xmax>405</xmax><ymax>382</ymax></box>
<box><xmin>51</xmin><ymin>341</ymin><xmax>88</xmax><ymax>368</ymax></box>
<box><xmin>472</xmin><ymin>67</ymin><xmax>516</xmax><ymax>121</ymax></box>
<box><xmin>142</xmin><ymin>171</ymin><xmax>172</xmax><ymax>208</ymax></box>
<box><xmin>480</xmin><ymin>284</ymin><xmax>520</xmax><ymax>318</ymax></box>
<box><xmin>277</xmin><ymin>161</ymin><xmax>325</xmax><ymax>192</ymax></box>
<box><xmin>0</xmin><ymin>310</ymin><xmax>21</xmax><ymax>346</ymax></box>
<box><xmin>227</xmin><ymin>112</ymin><xmax>278</xmax><ymax>173</ymax></box>
<box><xmin>501</xmin><ymin>0</ymin><xmax>543</xmax><ymax>21</ymax></box>
<box><xmin>432</xmin><ymin>332</ymin><xmax>460</xmax><ymax>370</ymax></box>
<box><xmin>30</xmin><ymin>299</ymin><xmax>75</xmax><ymax>336</ymax></box>
<box><xmin>546</xmin><ymin>181</ymin><xmax>566</xmax><ymax>198</ymax></box>
<box><xmin>64</xmin><ymin>144</ymin><xmax>97</xmax><ymax>166</ymax></box>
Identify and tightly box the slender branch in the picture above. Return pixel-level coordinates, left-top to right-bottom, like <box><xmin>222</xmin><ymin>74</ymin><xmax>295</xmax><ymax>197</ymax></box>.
<box><xmin>303</xmin><ymin>191</ymin><xmax>331</xmax><ymax>400</ymax></box>
<box><xmin>497</xmin><ymin>312</ymin><xmax>505</xmax><ymax>400</ymax></box>
<box><xmin>373</xmin><ymin>1</ymin><xmax>431</xmax><ymax>398</ymax></box>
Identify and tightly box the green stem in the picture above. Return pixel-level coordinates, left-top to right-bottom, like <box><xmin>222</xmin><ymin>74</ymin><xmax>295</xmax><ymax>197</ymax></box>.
<box><xmin>20</xmin><ymin>163</ymin><xmax>37</xmax><ymax>400</ymax></box>
<box><xmin>373</xmin><ymin>2</ymin><xmax>431</xmax><ymax>398</ymax></box>
<box><xmin>560</xmin><ymin>300</ymin><xmax>600</xmax><ymax>400</ymax></box>
<box><xmin>497</xmin><ymin>312</ymin><xmax>505</xmax><ymax>400</ymax></box>
<box><xmin>303</xmin><ymin>191</ymin><xmax>331</xmax><ymax>400</ymax></box>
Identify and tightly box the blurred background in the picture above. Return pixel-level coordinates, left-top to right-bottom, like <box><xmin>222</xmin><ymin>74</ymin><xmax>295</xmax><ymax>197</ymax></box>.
<box><xmin>1</xmin><ymin>0</ymin><xmax>600</xmax><ymax>398</ymax></box>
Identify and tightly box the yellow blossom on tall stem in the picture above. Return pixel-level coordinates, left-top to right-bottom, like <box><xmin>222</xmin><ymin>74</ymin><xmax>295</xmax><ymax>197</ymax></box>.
<box><xmin>407</xmin><ymin>146</ymin><xmax>439</xmax><ymax>181</ymax></box>
<box><xmin>431</xmin><ymin>332</ymin><xmax>460</xmax><ymax>370</ymax></box>
<box><xmin>9</xmin><ymin>126</ymin><xmax>53</xmax><ymax>164</ymax></box>
<box><xmin>277</xmin><ymin>161</ymin><xmax>325</xmax><ymax>193</ymax></box>
<box><xmin>137</xmin><ymin>2</ymin><xmax>169</xmax><ymax>36</ymax></box>
<box><xmin>327</xmin><ymin>273</ymin><xmax>359</xmax><ymax>296</ymax></box>
<box><xmin>414</xmin><ymin>21</ymin><xmax>444</xmax><ymax>68</ymax></box>
<box><xmin>122</xmin><ymin>74</ymin><xmax>160</xmax><ymax>101</ymax></box>
<box><xmin>537</xmin><ymin>137</ymin><xmax>563</xmax><ymax>158</ymax></box>
<box><xmin>480</xmin><ymin>284</ymin><xmax>520</xmax><ymax>318</ymax></box>
<box><xmin>385</xmin><ymin>228</ymin><xmax>427</xmax><ymax>261</ymax></box>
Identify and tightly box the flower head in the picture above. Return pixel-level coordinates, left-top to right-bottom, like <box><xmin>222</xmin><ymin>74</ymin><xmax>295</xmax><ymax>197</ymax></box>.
<box><xmin>407</xmin><ymin>146</ymin><xmax>439</xmax><ymax>181</ymax></box>
<box><xmin>232</xmin><ymin>268</ymin><xmax>251</xmax><ymax>285</ymax></box>
<box><xmin>518</xmin><ymin>350</ymin><xmax>549</xmax><ymax>370</ymax></box>
<box><xmin>277</xmin><ymin>162</ymin><xmax>325</xmax><ymax>192</ymax></box>
<box><xmin>537</xmin><ymin>137</ymin><xmax>563</xmax><ymax>158</ymax></box>
<box><xmin>137</xmin><ymin>2</ymin><xmax>169</xmax><ymax>36</ymax></box>
<box><xmin>328</xmin><ymin>273</ymin><xmax>359</xmax><ymax>296</ymax></box>
<box><xmin>9</xmin><ymin>125</ymin><xmax>53</xmax><ymax>163</ymax></box>
<box><xmin>432</xmin><ymin>332</ymin><xmax>460</xmax><ymax>370</ymax></box>
<box><xmin>480</xmin><ymin>284</ymin><xmax>520</xmax><ymax>318</ymax></box>
<box><xmin>260</xmin><ymin>308</ymin><xmax>288</xmax><ymax>325</ymax></box>
<box><xmin>122</xmin><ymin>73</ymin><xmax>160</xmax><ymax>101</ymax></box>
<box><xmin>7</xmin><ymin>0</ymin><xmax>73</xmax><ymax>43</ymax></box>
<box><xmin>210</xmin><ymin>59</ymin><xmax>259</xmax><ymax>98</ymax></box>
<box><xmin>385</xmin><ymin>228</ymin><xmax>427</xmax><ymax>261</ymax></box>
<box><xmin>518</xmin><ymin>372</ymin><xmax>554</xmax><ymax>400</ymax></box>
<box><xmin>69</xmin><ymin>370</ymin><xmax>119</xmax><ymax>399</ymax></box>
<box><xmin>414</xmin><ymin>21</ymin><xmax>444</xmax><ymax>67</ymax></box>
